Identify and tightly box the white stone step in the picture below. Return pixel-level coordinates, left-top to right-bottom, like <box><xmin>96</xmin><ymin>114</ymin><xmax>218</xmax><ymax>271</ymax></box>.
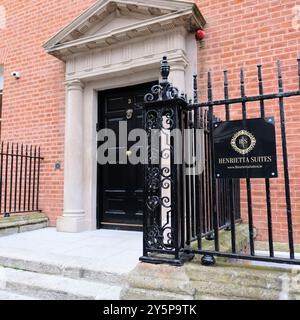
<box><xmin>0</xmin><ymin>247</ymin><xmax>126</xmax><ymax>285</ymax></box>
<box><xmin>0</xmin><ymin>267</ymin><xmax>122</xmax><ymax>300</ymax></box>
<box><xmin>0</xmin><ymin>289</ymin><xmax>39</xmax><ymax>300</ymax></box>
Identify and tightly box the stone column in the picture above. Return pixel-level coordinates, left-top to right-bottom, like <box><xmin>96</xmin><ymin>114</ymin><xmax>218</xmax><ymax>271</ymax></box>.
<box><xmin>168</xmin><ymin>60</ymin><xmax>187</xmax><ymax>95</ymax></box>
<box><xmin>57</xmin><ymin>80</ymin><xmax>86</xmax><ymax>233</ymax></box>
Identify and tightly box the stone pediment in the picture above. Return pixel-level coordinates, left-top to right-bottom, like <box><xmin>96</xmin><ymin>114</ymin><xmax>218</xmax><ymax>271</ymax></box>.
<box><xmin>43</xmin><ymin>0</ymin><xmax>206</xmax><ymax>60</ymax></box>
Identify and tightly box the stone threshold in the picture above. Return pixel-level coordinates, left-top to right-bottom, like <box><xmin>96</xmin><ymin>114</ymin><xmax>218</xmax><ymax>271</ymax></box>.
<box><xmin>0</xmin><ymin>213</ymin><xmax>48</xmax><ymax>237</ymax></box>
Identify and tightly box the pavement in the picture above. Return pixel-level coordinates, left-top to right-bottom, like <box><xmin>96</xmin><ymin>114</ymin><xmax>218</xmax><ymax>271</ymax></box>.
<box><xmin>0</xmin><ymin>228</ymin><xmax>143</xmax><ymax>275</ymax></box>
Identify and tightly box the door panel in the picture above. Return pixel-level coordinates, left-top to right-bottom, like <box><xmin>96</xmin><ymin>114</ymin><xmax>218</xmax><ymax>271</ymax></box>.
<box><xmin>97</xmin><ymin>82</ymin><xmax>157</xmax><ymax>230</ymax></box>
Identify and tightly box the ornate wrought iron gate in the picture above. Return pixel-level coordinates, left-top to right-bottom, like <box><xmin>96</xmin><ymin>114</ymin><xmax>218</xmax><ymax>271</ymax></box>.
<box><xmin>140</xmin><ymin>55</ymin><xmax>300</xmax><ymax>266</ymax></box>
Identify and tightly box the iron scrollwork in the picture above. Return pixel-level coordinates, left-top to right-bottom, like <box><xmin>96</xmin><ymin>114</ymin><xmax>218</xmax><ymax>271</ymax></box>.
<box><xmin>144</xmin><ymin>100</ymin><xmax>177</xmax><ymax>252</ymax></box>
<box><xmin>144</xmin><ymin>84</ymin><xmax>180</xmax><ymax>102</ymax></box>
<box><xmin>141</xmin><ymin>56</ymin><xmax>188</xmax><ymax>265</ymax></box>
<box><xmin>144</xmin><ymin>56</ymin><xmax>185</xmax><ymax>103</ymax></box>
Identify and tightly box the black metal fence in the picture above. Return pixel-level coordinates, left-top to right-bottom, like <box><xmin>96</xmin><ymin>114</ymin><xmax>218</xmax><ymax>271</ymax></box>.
<box><xmin>140</xmin><ymin>55</ymin><xmax>300</xmax><ymax>266</ymax></box>
<box><xmin>182</xmin><ymin>103</ymin><xmax>241</xmax><ymax>248</ymax></box>
<box><xmin>0</xmin><ymin>143</ymin><xmax>42</xmax><ymax>217</ymax></box>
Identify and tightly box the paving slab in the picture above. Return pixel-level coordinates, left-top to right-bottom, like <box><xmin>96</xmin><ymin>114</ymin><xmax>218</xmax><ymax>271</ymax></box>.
<box><xmin>0</xmin><ymin>267</ymin><xmax>122</xmax><ymax>300</ymax></box>
<box><xmin>0</xmin><ymin>228</ymin><xmax>143</xmax><ymax>278</ymax></box>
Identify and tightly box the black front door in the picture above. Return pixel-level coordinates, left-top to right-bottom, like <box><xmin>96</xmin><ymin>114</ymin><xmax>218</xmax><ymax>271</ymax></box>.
<box><xmin>97</xmin><ymin>82</ymin><xmax>156</xmax><ymax>231</ymax></box>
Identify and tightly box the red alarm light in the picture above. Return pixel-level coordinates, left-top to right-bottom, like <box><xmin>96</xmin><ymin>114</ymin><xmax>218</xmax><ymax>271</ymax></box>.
<box><xmin>196</xmin><ymin>29</ymin><xmax>206</xmax><ymax>41</ymax></box>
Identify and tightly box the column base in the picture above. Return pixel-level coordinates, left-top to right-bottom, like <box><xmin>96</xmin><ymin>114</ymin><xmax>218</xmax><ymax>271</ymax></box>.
<box><xmin>56</xmin><ymin>212</ymin><xmax>87</xmax><ymax>233</ymax></box>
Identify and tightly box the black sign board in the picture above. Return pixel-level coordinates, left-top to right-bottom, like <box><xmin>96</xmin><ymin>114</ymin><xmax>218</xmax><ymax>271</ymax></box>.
<box><xmin>214</xmin><ymin>117</ymin><xmax>278</xmax><ymax>179</ymax></box>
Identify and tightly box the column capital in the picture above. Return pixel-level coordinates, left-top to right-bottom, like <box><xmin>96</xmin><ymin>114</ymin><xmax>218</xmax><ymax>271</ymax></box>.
<box><xmin>65</xmin><ymin>79</ymin><xmax>85</xmax><ymax>91</ymax></box>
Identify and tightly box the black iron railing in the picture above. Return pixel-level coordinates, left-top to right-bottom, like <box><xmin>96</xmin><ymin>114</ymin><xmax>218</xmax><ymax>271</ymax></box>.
<box><xmin>0</xmin><ymin>143</ymin><xmax>42</xmax><ymax>217</ymax></box>
<box><xmin>182</xmin><ymin>106</ymin><xmax>241</xmax><ymax>248</ymax></box>
<box><xmin>190</xmin><ymin>56</ymin><xmax>300</xmax><ymax>266</ymax></box>
<box><xmin>140</xmin><ymin>55</ymin><xmax>300</xmax><ymax>267</ymax></box>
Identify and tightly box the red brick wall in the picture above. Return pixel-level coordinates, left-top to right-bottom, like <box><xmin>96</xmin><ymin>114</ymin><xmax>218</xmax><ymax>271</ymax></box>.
<box><xmin>196</xmin><ymin>0</ymin><xmax>300</xmax><ymax>242</ymax></box>
<box><xmin>0</xmin><ymin>0</ymin><xmax>299</xmax><ymax>243</ymax></box>
<box><xmin>0</xmin><ymin>0</ymin><xmax>95</xmax><ymax>225</ymax></box>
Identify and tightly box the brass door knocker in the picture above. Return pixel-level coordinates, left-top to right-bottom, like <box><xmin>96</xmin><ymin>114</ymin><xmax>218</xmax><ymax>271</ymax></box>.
<box><xmin>126</xmin><ymin>109</ymin><xmax>134</xmax><ymax>120</ymax></box>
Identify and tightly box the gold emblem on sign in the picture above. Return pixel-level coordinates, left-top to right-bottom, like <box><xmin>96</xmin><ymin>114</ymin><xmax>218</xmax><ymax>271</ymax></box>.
<box><xmin>231</xmin><ymin>130</ymin><xmax>256</xmax><ymax>155</ymax></box>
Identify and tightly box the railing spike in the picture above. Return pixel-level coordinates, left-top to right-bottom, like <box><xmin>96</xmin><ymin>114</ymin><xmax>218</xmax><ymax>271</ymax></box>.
<box><xmin>207</xmin><ymin>70</ymin><xmax>213</xmax><ymax>102</ymax></box>
<box><xmin>240</xmin><ymin>67</ymin><xmax>246</xmax><ymax>96</ymax></box>
<box><xmin>257</xmin><ymin>64</ymin><xmax>262</xmax><ymax>82</ymax></box>
<box><xmin>257</xmin><ymin>64</ymin><xmax>265</xmax><ymax>118</ymax></box>
<box><xmin>223</xmin><ymin>68</ymin><xmax>228</xmax><ymax>84</ymax></box>
<box><xmin>240</xmin><ymin>66</ymin><xmax>245</xmax><ymax>83</ymax></box>
<box><xmin>224</xmin><ymin>68</ymin><xmax>230</xmax><ymax>121</ymax></box>
<box><xmin>277</xmin><ymin>60</ymin><xmax>284</xmax><ymax>93</ymax></box>
<box><xmin>240</xmin><ymin>67</ymin><xmax>246</xmax><ymax>118</ymax></box>
<box><xmin>193</xmin><ymin>74</ymin><xmax>198</xmax><ymax>104</ymax></box>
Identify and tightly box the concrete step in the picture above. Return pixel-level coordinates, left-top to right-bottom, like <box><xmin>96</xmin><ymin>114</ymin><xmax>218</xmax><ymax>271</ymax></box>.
<box><xmin>0</xmin><ymin>267</ymin><xmax>122</xmax><ymax>300</ymax></box>
<box><xmin>0</xmin><ymin>247</ymin><xmax>125</xmax><ymax>286</ymax></box>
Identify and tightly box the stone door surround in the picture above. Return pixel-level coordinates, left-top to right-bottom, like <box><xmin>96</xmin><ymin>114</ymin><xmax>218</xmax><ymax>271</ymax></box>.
<box><xmin>44</xmin><ymin>0</ymin><xmax>206</xmax><ymax>232</ymax></box>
